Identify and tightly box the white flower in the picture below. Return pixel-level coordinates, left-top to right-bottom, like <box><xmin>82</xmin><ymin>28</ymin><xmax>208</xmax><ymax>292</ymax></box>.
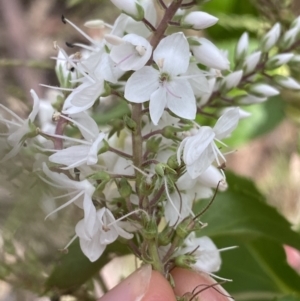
<box><xmin>42</xmin><ymin>163</ymin><xmax>96</xmax><ymax>237</ymax></box>
<box><xmin>235</xmin><ymin>32</ymin><xmax>249</xmax><ymax>59</ymax></box>
<box><xmin>178</xmin><ymin>233</ymin><xmax>221</xmax><ymax>273</ymax></box>
<box><xmin>191</xmin><ymin>37</ymin><xmax>230</xmax><ymax>70</ymax></box>
<box><xmin>177</xmin><ymin>108</ymin><xmax>240</xmax><ymax>178</ymax></box>
<box><xmin>198</xmin><ymin>78</ymin><xmax>216</xmax><ymax>106</ymax></box>
<box><xmin>261</xmin><ymin>23</ymin><xmax>281</xmax><ymax>52</ymax></box>
<box><xmin>108</xmin><ymin>33</ymin><xmax>152</xmax><ymax>71</ymax></box>
<box><xmin>182</xmin><ymin>11</ymin><xmax>218</xmax><ymax>30</ymax></box>
<box><xmin>76</xmin><ymin>207</ymin><xmax>133</xmax><ymax>262</ymax></box>
<box><xmin>0</xmin><ymin>89</ymin><xmax>39</xmax><ymax>161</ymax></box>
<box><xmin>125</xmin><ymin>32</ymin><xmax>196</xmax><ymax>125</ymax></box>
<box><xmin>49</xmin><ymin>112</ymin><xmax>106</xmax><ymax>169</ymax></box>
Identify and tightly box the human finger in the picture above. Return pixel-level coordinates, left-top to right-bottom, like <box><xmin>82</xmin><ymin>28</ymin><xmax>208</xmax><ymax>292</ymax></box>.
<box><xmin>171</xmin><ymin>268</ymin><xmax>232</xmax><ymax>301</ymax></box>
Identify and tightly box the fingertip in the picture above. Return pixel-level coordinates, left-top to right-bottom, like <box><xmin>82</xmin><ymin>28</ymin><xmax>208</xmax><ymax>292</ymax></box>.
<box><xmin>171</xmin><ymin>268</ymin><xmax>232</xmax><ymax>301</ymax></box>
<box><xmin>142</xmin><ymin>270</ymin><xmax>176</xmax><ymax>301</ymax></box>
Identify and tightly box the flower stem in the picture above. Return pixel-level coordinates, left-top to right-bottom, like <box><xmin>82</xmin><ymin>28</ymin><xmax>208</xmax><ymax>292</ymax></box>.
<box><xmin>148</xmin><ymin>238</ymin><xmax>164</xmax><ymax>273</ymax></box>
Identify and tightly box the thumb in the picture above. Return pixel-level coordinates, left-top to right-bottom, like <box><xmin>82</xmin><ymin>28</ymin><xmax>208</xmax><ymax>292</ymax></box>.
<box><xmin>98</xmin><ymin>264</ymin><xmax>176</xmax><ymax>301</ymax></box>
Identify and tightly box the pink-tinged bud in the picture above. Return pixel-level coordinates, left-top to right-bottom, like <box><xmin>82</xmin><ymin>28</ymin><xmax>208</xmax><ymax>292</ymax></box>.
<box><xmin>274</xmin><ymin>75</ymin><xmax>300</xmax><ymax>90</ymax></box>
<box><xmin>243</xmin><ymin>51</ymin><xmax>261</xmax><ymax>74</ymax></box>
<box><xmin>109</xmin><ymin>0</ymin><xmax>143</xmax><ymax>20</ymax></box>
<box><xmin>267</xmin><ymin>53</ymin><xmax>294</xmax><ymax>68</ymax></box>
<box><xmin>235</xmin><ymin>32</ymin><xmax>249</xmax><ymax>60</ymax></box>
<box><xmin>238</xmin><ymin>94</ymin><xmax>267</xmax><ymax>104</ymax></box>
<box><xmin>261</xmin><ymin>23</ymin><xmax>281</xmax><ymax>52</ymax></box>
<box><xmin>221</xmin><ymin>70</ymin><xmax>243</xmax><ymax>91</ymax></box>
<box><xmin>182</xmin><ymin>11</ymin><xmax>218</xmax><ymax>30</ymax></box>
<box><xmin>191</xmin><ymin>38</ymin><xmax>230</xmax><ymax>70</ymax></box>
<box><xmin>250</xmin><ymin>84</ymin><xmax>279</xmax><ymax>97</ymax></box>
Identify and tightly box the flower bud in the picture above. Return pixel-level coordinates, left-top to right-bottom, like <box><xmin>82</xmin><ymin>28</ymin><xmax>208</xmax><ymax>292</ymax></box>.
<box><xmin>274</xmin><ymin>75</ymin><xmax>300</xmax><ymax>90</ymax></box>
<box><xmin>141</xmin><ymin>217</ymin><xmax>158</xmax><ymax>240</ymax></box>
<box><xmin>243</xmin><ymin>51</ymin><xmax>261</xmax><ymax>74</ymax></box>
<box><xmin>117</xmin><ymin>178</ymin><xmax>132</xmax><ymax>198</ymax></box>
<box><xmin>167</xmin><ymin>154</ymin><xmax>180</xmax><ymax>170</ymax></box>
<box><xmin>182</xmin><ymin>11</ymin><xmax>218</xmax><ymax>30</ymax></box>
<box><xmin>282</xmin><ymin>26</ymin><xmax>300</xmax><ymax>49</ymax></box>
<box><xmin>146</xmin><ymin>137</ymin><xmax>162</xmax><ymax>154</ymax></box>
<box><xmin>266</xmin><ymin>53</ymin><xmax>294</xmax><ymax>69</ymax></box>
<box><xmin>221</xmin><ymin>70</ymin><xmax>243</xmax><ymax>91</ymax></box>
<box><xmin>191</xmin><ymin>38</ymin><xmax>230</xmax><ymax>70</ymax></box>
<box><xmin>175</xmin><ymin>254</ymin><xmax>196</xmax><ymax>269</ymax></box>
<box><xmin>162</xmin><ymin>126</ymin><xmax>182</xmax><ymax>141</ymax></box>
<box><xmin>175</xmin><ymin>217</ymin><xmax>196</xmax><ymax>240</ymax></box>
<box><xmin>158</xmin><ymin>225</ymin><xmax>174</xmax><ymax>246</ymax></box>
<box><xmin>261</xmin><ymin>23</ymin><xmax>281</xmax><ymax>52</ymax></box>
<box><xmin>109</xmin><ymin>0</ymin><xmax>144</xmax><ymax>20</ymax></box>
<box><xmin>250</xmin><ymin>84</ymin><xmax>279</xmax><ymax>97</ymax></box>
<box><xmin>124</xmin><ymin>115</ymin><xmax>137</xmax><ymax>131</ymax></box>
<box><xmin>238</xmin><ymin>94</ymin><xmax>267</xmax><ymax>104</ymax></box>
<box><xmin>235</xmin><ymin>32</ymin><xmax>249</xmax><ymax>61</ymax></box>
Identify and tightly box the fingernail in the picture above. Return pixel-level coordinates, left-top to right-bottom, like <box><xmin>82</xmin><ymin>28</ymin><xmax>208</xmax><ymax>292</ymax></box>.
<box><xmin>99</xmin><ymin>264</ymin><xmax>152</xmax><ymax>301</ymax></box>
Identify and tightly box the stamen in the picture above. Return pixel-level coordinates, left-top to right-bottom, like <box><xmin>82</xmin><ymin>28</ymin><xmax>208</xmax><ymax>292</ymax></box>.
<box><xmin>59</xmin><ymin>114</ymin><xmax>97</xmax><ymax>139</ymax></box>
<box><xmin>0</xmin><ymin>104</ymin><xmax>24</xmax><ymax>124</ymax></box>
<box><xmin>164</xmin><ymin>177</ymin><xmax>181</xmax><ymax>217</ymax></box>
<box><xmin>45</xmin><ymin>190</ymin><xmax>85</xmax><ymax>220</ymax></box>
<box><xmin>62</xmin><ymin>16</ymin><xmax>98</xmax><ymax>46</ymax></box>
<box><xmin>135</xmin><ymin>45</ymin><xmax>146</xmax><ymax>56</ymax></box>
<box><xmin>66</xmin><ymin>42</ymin><xmax>75</xmax><ymax>48</ymax></box>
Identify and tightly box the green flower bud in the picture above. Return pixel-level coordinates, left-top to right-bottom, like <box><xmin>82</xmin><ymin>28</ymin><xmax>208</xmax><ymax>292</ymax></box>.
<box><xmin>167</xmin><ymin>154</ymin><xmax>180</xmax><ymax>170</ymax></box>
<box><xmin>141</xmin><ymin>217</ymin><xmax>158</xmax><ymax>240</ymax></box>
<box><xmin>117</xmin><ymin>178</ymin><xmax>132</xmax><ymax>198</ymax></box>
<box><xmin>175</xmin><ymin>217</ymin><xmax>196</xmax><ymax>240</ymax></box>
<box><xmin>158</xmin><ymin>225</ymin><xmax>174</xmax><ymax>246</ymax></box>
<box><xmin>175</xmin><ymin>254</ymin><xmax>196</xmax><ymax>269</ymax></box>
<box><xmin>162</xmin><ymin>126</ymin><xmax>182</xmax><ymax>141</ymax></box>
<box><xmin>124</xmin><ymin>115</ymin><xmax>137</xmax><ymax>131</ymax></box>
<box><xmin>98</xmin><ymin>139</ymin><xmax>109</xmax><ymax>155</ymax></box>
<box><xmin>146</xmin><ymin>137</ymin><xmax>162</xmax><ymax>154</ymax></box>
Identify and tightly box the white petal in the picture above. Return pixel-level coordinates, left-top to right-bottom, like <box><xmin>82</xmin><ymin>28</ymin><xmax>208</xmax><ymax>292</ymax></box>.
<box><xmin>49</xmin><ymin>145</ymin><xmax>90</xmax><ymax>169</ymax></box>
<box><xmin>183</xmin><ymin>127</ymin><xmax>215</xmax><ymax>165</ymax></box>
<box><xmin>83</xmin><ymin>194</ymin><xmax>97</xmax><ymax>238</ymax></box>
<box><xmin>29</xmin><ymin>89</ymin><xmax>40</xmax><ymax>121</ymax></box>
<box><xmin>213</xmin><ymin>107</ymin><xmax>240</xmax><ymax>140</ymax></box>
<box><xmin>186</xmin><ymin>144</ymin><xmax>215</xmax><ymax>178</ymax></box>
<box><xmin>236</xmin><ymin>32</ymin><xmax>249</xmax><ymax>58</ymax></box>
<box><xmin>166</xmin><ymin>79</ymin><xmax>196</xmax><ymax>120</ymax></box>
<box><xmin>71</xmin><ymin>112</ymin><xmax>99</xmax><ymax>141</ymax></box>
<box><xmin>149</xmin><ymin>86</ymin><xmax>167</xmax><ymax>125</ymax></box>
<box><xmin>125</xmin><ymin>67</ymin><xmax>159</xmax><ymax>102</ymax></box>
<box><xmin>87</xmin><ymin>133</ymin><xmax>105</xmax><ymax>165</ymax></box>
<box><xmin>110</xmin><ymin>34</ymin><xmax>152</xmax><ymax>71</ymax></box>
<box><xmin>154</xmin><ymin>33</ymin><xmax>190</xmax><ymax>75</ymax></box>
<box><xmin>63</xmin><ymin>81</ymin><xmax>104</xmax><ymax>114</ymax></box>
<box><xmin>197</xmin><ymin>165</ymin><xmax>227</xmax><ymax>191</ymax></box>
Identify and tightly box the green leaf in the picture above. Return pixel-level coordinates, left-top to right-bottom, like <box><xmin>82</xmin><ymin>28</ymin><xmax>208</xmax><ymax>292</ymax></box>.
<box><xmin>214</xmin><ymin>237</ymin><xmax>300</xmax><ymax>300</ymax></box>
<box><xmin>195</xmin><ymin>172</ymin><xmax>300</xmax><ymax>249</ymax></box>
<box><xmin>45</xmin><ymin>239</ymin><xmax>130</xmax><ymax>294</ymax></box>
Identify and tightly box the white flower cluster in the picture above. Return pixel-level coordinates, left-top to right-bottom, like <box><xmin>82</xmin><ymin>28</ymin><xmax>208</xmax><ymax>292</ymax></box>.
<box><xmin>1</xmin><ymin>0</ymin><xmax>299</xmax><ymax>276</ymax></box>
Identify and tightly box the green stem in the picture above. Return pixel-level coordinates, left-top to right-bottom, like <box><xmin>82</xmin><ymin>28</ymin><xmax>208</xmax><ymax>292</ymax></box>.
<box><xmin>148</xmin><ymin>239</ymin><xmax>164</xmax><ymax>273</ymax></box>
